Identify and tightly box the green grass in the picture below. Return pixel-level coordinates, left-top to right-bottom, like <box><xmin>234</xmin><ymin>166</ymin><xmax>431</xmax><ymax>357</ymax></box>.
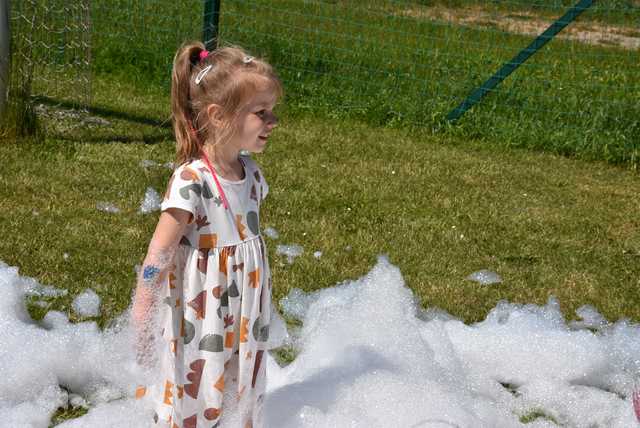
<box><xmin>10</xmin><ymin>1</ymin><xmax>639</xmax><ymax>166</ymax></box>
<box><xmin>86</xmin><ymin>0</ymin><xmax>640</xmax><ymax>167</ymax></box>
<box><xmin>4</xmin><ymin>3</ymin><xmax>639</xmax><ymax>425</ymax></box>
<box><xmin>49</xmin><ymin>405</ymin><xmax>89</xmax><ymax>428</ymax></box>
<box><xmin>223</xmin><ymin>0</ymin><xmax>639</xmax><ymax>166</ymax></box>
<box><xmin>4</xmin><ymin>75</ymin><xmax>637</xmax><ymax>428</ymax></box>
<box><xmin>520</xmin><ymin>409</ymin><xmax>559</xmax><ymax>425</ymax></box>
<box><xmin>1</xmin><ymin>74</ymin><xmax>639</xmax><ymax>329</ymax></box>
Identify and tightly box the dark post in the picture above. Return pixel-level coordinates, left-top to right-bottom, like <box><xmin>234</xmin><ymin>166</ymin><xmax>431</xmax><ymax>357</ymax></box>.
<box><xmin>203</xmin><ymin>0</ymin><xmax>221</xmax><ymax>51</ymax></box>
<box><xmin>446</xmin><ymin>0</ymin><xmax>594</xmax><ymax>122</ymax></box>
<box><xmin>0</xmin><ymin>0</ymin><xmax>10</xmax><ymax>117</ymax></box>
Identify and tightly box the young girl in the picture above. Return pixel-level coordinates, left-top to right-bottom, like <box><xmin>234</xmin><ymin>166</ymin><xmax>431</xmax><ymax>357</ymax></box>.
<box><xmin>131</xmin><ymin>41</ymin><xmax>281</xmax><ymax>428</ymax></box>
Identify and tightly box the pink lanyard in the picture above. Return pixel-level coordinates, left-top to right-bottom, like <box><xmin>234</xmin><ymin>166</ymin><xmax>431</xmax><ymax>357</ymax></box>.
<box><xmin>200</xmin><ymin>151</ymin><xmax>245</xmax><ymax>211</ymax></box>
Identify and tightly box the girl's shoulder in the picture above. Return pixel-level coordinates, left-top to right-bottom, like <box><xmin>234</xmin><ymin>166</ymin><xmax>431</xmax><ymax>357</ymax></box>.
<box><xmin>162</xmin><ymin>159</ymin><xmax>208</xmax><ymax>215</ymax></box>
<box><xmin>239</xmin><ymin>154</ymin><xmax>257</xmax><ymax>170</ymax></box>
<box><xmin>240</xmin><ymin>155</ymin><xmax>265</xmax><ymax>181</ymax></box>
<box><xmin>240</xmin><ymin>155</ymin><xmax>269</xmax><ymax>201</ymax></box>
<box><xmin>172</xmin><ymin>159</ymin><xmax>207</xmax><ymax>183</ymax></box>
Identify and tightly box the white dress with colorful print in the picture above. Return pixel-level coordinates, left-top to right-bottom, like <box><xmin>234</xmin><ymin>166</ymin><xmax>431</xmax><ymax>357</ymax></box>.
<box><xmin>145</xmin><ymin>156</ymin><xmax>271</xmax><ymax>428</ymax></box>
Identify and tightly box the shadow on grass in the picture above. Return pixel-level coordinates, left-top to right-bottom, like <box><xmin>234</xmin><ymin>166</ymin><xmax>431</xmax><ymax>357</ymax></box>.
<box><xmin>58</xmin><ymin>132</ymin><xmax>173</xmax><ymax>144</ymax></box>
<box><xmin>33</xmin><ymin>96</ymin><xmax>173</xmax><ymax>144</ymax></box>
<box><xmin>35</xmin><ymin>95</ymin><xmax>171</xmax><ymax>129</ymax></box>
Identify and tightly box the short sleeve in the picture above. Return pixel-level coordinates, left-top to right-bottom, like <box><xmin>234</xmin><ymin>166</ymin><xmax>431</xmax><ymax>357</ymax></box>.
<box><xmin>244</xmin><ymin>156</ymin><xmax>269</xmax><ymax>201</ymax></box>
<box><xmin>161</xmin><ymin>163</ymin><xmax>203</xmax><ymax>218</ymax></box>
<box><xmin>260</xmin><ymin>171</ymin><xmax>269</xmax><ymax>201</ymax></box>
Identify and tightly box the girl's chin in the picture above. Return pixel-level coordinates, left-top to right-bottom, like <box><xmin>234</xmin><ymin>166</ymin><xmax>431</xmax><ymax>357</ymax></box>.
<box><xmin>243</xmin><ymin>147</ymin><xmax>265</xmax><ymax>155</ymax></box>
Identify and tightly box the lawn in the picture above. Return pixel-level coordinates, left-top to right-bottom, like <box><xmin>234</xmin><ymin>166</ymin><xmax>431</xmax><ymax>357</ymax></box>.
<box><xmin>1</xmin><ymin>73</ymin><xmax>639</xmax><ymax>330</ymax></box>
<box><xmin>10</xmin><ymin>0</ymin><xmax>638</xmax><ymax>166</ymax></box>
<box><xmin>84</xmin><ymin>0</ymin><xmax>639</xmax><ymax>167</ymax></box>
<box><xmin>2</xmin><ymin>2</ymin><xmax>640</xmax><ymax>417</ymax></box>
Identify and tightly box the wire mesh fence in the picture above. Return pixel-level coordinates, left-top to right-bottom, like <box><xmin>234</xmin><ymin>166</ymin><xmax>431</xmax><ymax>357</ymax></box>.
<box><xmin>91</xmin><ymin>0</ymin><xmax>203</xmax><ymax>83</ymax></box>
<box><xmin>9</xmin><ymin>0</ymin><xmax>91</xmax><ymax>105</ymax></box>
<box><xmin>3</xmin><ymin>0</ymin><xmax>91</xmax><ymax>136</ymax></box>
<box><xmin>216</xmin><ymin>0</ymin><xmax>639</xmax><ymax>164</ymax></box>
<box><xmin>4</xmin><ymin>0</ymin><xmax>639</xmax><ymax>166</ymax></box>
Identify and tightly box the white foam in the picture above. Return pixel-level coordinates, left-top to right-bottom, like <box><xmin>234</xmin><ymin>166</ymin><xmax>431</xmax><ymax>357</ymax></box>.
<box><xmin>1</xmin><ymin>258</ymin><xmax>639</xmax><ymax>427</ymax></box>
<box><xmin>96</xmin><ymin>202</ymin><xmax>120</xmax><ymax>214</ymax></box>
<box><xmin>72</xmin><ymin>289</ymin><xmax>101</xmax><ymax>318</ymax></box>
<box><xmin>139</xmin><ymin>187</ymin><xmax>161</xmax><ymax>214</ymax></box>
<box><xmin>0</xmin><ymin>262</ymin><xmax>149</xmax><ymax>427</ymax></box>
<box><xmin>139</xmin><ymin>159</ymin><xmax>159</xmax><ymax>168</ymax></box>
<box><xmin>268</xmin><ymin>257</ymin><xmax>640</xmax><ymax>427</ymax></box>
<box><xmin>276</xmin><ymin>244</ymin><xmax>304</xmax><ymax>264</ymax></box>
<box><xmin>22</xmin><ymin>279</ymin><xmax>68</xmax><ymax>299</ymax></box>
<box><xmin>264</xmin><ymin>227</ymin><xmax>280</xmax><ymax>239</ymax></box>
<box><xmin>569</xmin><ymin>304</ymin><xmax>609</xmax><ymax>331</ymax></box>
<box><xmin>466</xmin><ymin>269</ymin><xmax>502</xmax><ymax>285</ymax></box>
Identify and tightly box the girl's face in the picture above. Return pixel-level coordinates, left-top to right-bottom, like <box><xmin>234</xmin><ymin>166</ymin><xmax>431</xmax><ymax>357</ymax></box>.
<box><xmin>228</xmin><ymin>88</ymin><xmax>278</xmax><ymax>154</ymax></box>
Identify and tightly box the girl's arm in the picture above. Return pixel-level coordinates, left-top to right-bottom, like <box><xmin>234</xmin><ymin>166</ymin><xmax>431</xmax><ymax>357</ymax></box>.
<box><xmin>131</xmin><ymin>207</ymin><xmax>192</xmax><ymax>367</ymax></box>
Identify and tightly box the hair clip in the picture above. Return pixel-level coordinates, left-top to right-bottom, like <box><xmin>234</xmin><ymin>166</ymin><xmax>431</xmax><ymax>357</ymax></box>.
<box><xmin>195</xmin><ymin>64</ymin><xmax>213</xmax><ymax>85</ymax></box>
<box><xmin>242</xmin><ymin>55</ymin><xmax>254</xmax><ymax>64</ymax></box>
<box><xmin>199</xmin><ymin>50</ymin><xmax>210</xmax><ymax>61</ymax></box>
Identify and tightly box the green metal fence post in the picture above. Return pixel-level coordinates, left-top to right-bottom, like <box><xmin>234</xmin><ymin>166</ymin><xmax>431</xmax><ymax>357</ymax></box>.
<box><xmin>0</xmin><ymin>0</ymin><xmax>10</xmax><ymax>117</ymax></box>
<box><xmin>203</xmin><ymin>0</ymin><xmax>221</xmax><ymax>51</ymax></box>
<box><xmin>446</xmin><ymin>0</ymin><xmax>594</xmax><ymax>123</ymax></box>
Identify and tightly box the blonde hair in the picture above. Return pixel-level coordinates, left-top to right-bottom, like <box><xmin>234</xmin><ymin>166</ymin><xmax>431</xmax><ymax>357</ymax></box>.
<box><xmin>171</xmin><ymin>41</ymin><xmax>282</xmax><ymax>164</ymax></box>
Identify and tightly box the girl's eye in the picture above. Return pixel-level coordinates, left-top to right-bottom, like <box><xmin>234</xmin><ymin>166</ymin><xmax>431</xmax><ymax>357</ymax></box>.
<box><xmin>253</xmin><ymin>108</ymin><xmax>278</xmax><ymax>125</ymax></box>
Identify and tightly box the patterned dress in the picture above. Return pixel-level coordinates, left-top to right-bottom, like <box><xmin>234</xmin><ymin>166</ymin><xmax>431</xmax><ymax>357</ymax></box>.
<box><xmin>139</xmin><ymin>156</ymin><xmax>272</xmax><ymax>428</ymax></box>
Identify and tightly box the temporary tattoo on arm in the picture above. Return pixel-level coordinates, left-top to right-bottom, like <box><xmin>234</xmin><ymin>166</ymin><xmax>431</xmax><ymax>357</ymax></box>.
<box><xmin>142</xmin><ymin>265</ymin><xmax>161</xmax><ymax>286</ymax></box>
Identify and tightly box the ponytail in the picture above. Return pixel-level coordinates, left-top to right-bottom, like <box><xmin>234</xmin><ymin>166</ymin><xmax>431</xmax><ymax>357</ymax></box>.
<box><xmin>171</xmin><ymin>41</ymin><xmax>206</xmax><ymax>165</ymax></box>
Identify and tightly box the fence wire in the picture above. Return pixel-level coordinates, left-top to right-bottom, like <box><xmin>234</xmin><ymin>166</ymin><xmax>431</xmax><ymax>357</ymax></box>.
<box><xmin>9</xmin><ymin>0</ymin><xmax>91</xmax><ymax>109</ymax></box>
<box><xmin>218</xmin><ymin>0</ymin><xmax>638</xmax><ymax>164</ymax></box>
<box><xmin>5</xmin><ymin>0</ymin><xmax>640</xmax><ymax>165</ymax></box>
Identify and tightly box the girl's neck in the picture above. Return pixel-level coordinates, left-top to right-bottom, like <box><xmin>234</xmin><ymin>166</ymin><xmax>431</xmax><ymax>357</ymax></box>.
<box><xmin>203</xmin><ymin>144</ymin><xmax>244</xmax><ymax>181</ymax></box>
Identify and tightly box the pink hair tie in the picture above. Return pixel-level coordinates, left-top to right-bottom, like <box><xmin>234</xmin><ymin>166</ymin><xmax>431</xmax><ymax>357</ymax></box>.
<box><xmin>199</xmin><ymin>50</ymin><xmax>209</xmax><ymax>61</ymax></box>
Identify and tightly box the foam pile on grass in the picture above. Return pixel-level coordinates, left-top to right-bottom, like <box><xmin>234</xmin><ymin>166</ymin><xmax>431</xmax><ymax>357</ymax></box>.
<box><xmin>1</xmin><ymin>258</ymin><xmax>639</xmax><ymax>427</ymax></box>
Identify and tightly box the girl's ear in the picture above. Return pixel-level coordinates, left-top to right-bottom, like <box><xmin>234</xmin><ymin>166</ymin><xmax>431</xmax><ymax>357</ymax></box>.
<box><xmin>206</xmin><ymin>104</ymin><xmax>224</xmax><ymax>128</ymax></box>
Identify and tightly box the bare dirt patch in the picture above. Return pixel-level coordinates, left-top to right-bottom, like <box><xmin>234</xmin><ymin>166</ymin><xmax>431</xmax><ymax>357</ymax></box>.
<box><xmin>398</xmin><ymin>6</ymin><xmax>640</xmax><ymax>50</ymax></box>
